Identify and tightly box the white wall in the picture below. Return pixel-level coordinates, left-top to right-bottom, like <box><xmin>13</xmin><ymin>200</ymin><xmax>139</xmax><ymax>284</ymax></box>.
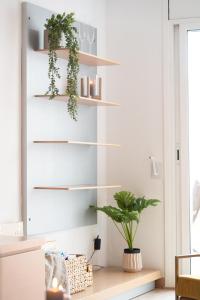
<box><xmin>0</xmin><ymin>0</ymin><xmax>108</xmax><ymax>265</ymax></box>
<box><xmin>104</xmin><ymin>0</ymin><xmax>200</xmax><ymax>279</ymax></box>
<box><xmin>0</xmin><ymin>0</ymin><xmax>21</xmax><ymax>223</ymax></box>
<box><xmin>106</xmin><ymin>0</ymin><xmax>165</xmax><ymax>273</ymax></box>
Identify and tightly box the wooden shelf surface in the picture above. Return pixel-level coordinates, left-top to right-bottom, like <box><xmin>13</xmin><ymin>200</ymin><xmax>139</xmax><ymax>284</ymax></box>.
<box><xmin>36</xmin><ymin>48</ymin><xmax>119</xmax><ymax>66</ymax></box>
<box><xmin>72</xmin><ymin>267</ymin><xmax>162</xmax><ymax>300</ymax></box>
<box><xmin>34</xmin><ymin>95</ymin><xmax>120</xmax><ymax>107</ymax></box>
<box><xmin>33</xmin><ymin>140</ymin><xmax>120</xmax><ymax>147</ymax></box>
<box><xmin>34</xmin><ymin>185</ymin><xmax>121</xmax><ymax>191</ymax></box>
<box><xmin>0</xmin><ymin>239</ymin><xmax>45</xmax><ymax>257</ymax></box>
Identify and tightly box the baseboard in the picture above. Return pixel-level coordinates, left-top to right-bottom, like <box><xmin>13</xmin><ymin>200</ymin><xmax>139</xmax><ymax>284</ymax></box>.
<box><xmin>111</xmin><ymin>282</ymin><xmax>155</xmax><ymax>300</ymax></box>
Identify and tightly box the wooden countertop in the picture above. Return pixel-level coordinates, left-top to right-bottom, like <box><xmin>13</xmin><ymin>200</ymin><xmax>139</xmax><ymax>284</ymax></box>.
<box><xmin>72</xmin><ymin>267</ymin><xmax>162</xmax><ymax>300</ymax></box>
<box><xmin>0</xmin><ymin>238</ymin><xmax>45</xmax><ymax>257</ymax></box>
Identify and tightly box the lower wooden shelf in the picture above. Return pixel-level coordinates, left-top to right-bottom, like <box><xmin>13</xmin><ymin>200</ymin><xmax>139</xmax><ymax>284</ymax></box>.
<box><xmin>72</xmin><ymin>267</ymin><xmax>162</xmax><ymax>300</ymax></box>
<box><xmin>34</xmin><ymin>185</ymin><xmax>121</xmax><ymax>191</ymax></box>
<box><xmin>33</xmin><ymin>140</ymin><xmax>120</xmax><ymax>147</ymax></box>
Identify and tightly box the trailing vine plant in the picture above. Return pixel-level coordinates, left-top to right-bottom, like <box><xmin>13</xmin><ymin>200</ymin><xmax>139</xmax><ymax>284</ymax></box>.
<box><xmin>45</xmin><ymin>12</ymin><xmax>79</xmax><ymax>120</ymax></box>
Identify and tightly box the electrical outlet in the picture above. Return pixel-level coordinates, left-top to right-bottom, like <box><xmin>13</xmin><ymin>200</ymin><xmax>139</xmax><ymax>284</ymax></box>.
<box><xmin>0</xmin><ymin>222</ymin><xmax>24</xmax><ymax>237</ymax></box>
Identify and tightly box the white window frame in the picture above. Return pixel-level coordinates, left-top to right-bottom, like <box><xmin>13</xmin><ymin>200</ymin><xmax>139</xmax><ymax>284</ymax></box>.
<box><xmin>163</xmin><ymin>8</ymin><xmax>200</xmax><ymax>286</ymax></box>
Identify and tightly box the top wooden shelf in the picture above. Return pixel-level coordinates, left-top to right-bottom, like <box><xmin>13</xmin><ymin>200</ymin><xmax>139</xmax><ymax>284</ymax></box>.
<box><xmin>34</xmin><ymin>95</ymin><xmax>119</xmax><ymax>107</ymax></box>
<box><xmin>36</xmin><ymin>48</ymin><xmax>119</xmax><ymax>66</ymax></box>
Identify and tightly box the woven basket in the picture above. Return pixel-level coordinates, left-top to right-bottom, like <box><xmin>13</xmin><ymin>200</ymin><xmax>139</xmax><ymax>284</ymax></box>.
<box><xmin>65</xmin><ymin>254</ymin><xmax>93</xmax><ymax>294</ymax></box>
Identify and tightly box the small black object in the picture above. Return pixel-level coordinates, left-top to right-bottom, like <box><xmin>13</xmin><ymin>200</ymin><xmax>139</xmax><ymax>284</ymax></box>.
<box><xmin>94</xmin><ymin>235</ymin><xmax>101</xmax><ymax>250</ymax></box>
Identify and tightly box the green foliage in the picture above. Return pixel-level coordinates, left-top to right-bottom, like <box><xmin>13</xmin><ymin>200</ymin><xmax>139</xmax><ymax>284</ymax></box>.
<box><xmin>131</xmin><ymin>197</ymin><xmax>160</xmax><ymax>214</ymax></box>
<box><xmin>114</xmin><ymin>191</ymin><xmax>159</xmax><ymax>213</ymax></box>
<box><xmin>45</xmin><ymin>12</ymin><xmax>79</xmax><ymax>120</ymax></box>
<box><xmin>93</xmin><ymin>206</ymin><xmax>138</xmax><ymax>224</ymax></box>
<box><xmin>90</xmin><ymin>191</ymin><xmax>160</xmax><ymax>249</ymax></box>
<box><xmin>114</xmin><ymin>191</ymin><xmax>135</xmax><ymax>211</ymax></box>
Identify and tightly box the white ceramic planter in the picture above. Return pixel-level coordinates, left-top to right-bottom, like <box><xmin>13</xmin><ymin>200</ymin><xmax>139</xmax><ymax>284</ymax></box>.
<box><xmin>122</xmin><ymin>248</ymin><xmax>143</xmax><ymax>273</ymax></box>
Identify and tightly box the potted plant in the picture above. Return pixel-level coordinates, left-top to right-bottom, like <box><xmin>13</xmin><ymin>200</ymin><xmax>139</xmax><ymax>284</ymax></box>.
<box><xmin>44</xmin><ymin>12</ymin><xmax>79</xmax><ymax>121</ymax></box>
<box><xmin>91</xmin><ymin>191</ymin><xmax>160</xmax><ymax>272</ymax></box>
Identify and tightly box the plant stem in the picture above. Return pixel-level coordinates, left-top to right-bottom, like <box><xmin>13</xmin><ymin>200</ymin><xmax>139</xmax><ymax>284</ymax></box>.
<box><xmin>113</xmin><ymin>221</ymin><xmax>127</xmax><ymax>243</ymax></box>
<box><xmin>122</xmin><ymin>223</ymin><xmax>132</xmax><ymax>249</ymax></box>
<box><xmin>132</xmin><ymin>215</ymin><xmax>140</xmax><ymax>246</ymax></box>
<box><xmin>125</xmin><ymin>223</ymin><xmax>132</xmax><ymax>248</ymax></box>
<box><xmin>121</xmin><ymin>223</ymin><xmax>129</xmax><ymax>247</ymax></box>
<box><xmin>129</xmin><ymin>221</ymin><xmax>133</xmax><ymax>247</ymax></box>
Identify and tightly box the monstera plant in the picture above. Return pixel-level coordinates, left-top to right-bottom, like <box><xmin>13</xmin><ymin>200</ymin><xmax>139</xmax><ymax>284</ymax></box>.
<box><xmin>91</xmin><ymin>191</ymin><xmax>160</xmax><ymax>272</ymax></box>
<box><xmin>45</xmin><ymin>12</ymin><xmax>79</xmax><ymax>120</ymax></box>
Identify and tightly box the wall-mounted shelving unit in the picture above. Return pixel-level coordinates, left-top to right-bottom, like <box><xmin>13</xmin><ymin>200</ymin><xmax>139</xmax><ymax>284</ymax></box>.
<box><xmin>34</xmin><ymin>185</ymin><xmax>121</xmax><ymax>191</ymax></box>
<box><xmin>33</xmin><ymin>140</ymin><xmax>120</xmax><ymax>147</ymax></box>
<box><xmin>36</xmin><ymin>48</ymin><xmax>119</xmax><ymax>66</ymax></box>
<box><xmin>22</xmin><ymin>3</ymin><xmax>120</xmax><ymax>235</ymax></box>
<box><xmin>34</xmin><ymin>95</ymin><xmax>119</xmax><ymax>106</ymax></box>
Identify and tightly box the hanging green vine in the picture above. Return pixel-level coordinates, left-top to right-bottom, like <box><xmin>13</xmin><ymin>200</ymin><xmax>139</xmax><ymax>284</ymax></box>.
<box><xmin>63</xmin><ymin>13</ymin><xmax>79</xmax><ymax>121</ymax></box>
<box><xmin>44</xmin><ymin>13</ymin><xmax>79</xmax><ymax>120</ymax></box>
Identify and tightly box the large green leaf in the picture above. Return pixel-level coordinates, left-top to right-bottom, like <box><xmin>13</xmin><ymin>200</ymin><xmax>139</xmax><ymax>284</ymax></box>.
<box><xmin>114</xmin><ymin>191</ymin><xmax>135</xmax><ymax>211</ymax></box>
<box><xmin>132</xmin><ymin>197</ymin><xmax>160</xmax><ymax>213</ymax></box>
<box><xmin>113</xmin><ymin>191</ymin><xmax>160</xmax><ymax>214</ymax></box>
<box><xmin>90</xmin><ymin>205</ymin><xmax>138</xmax><ymax>223</ymax></box>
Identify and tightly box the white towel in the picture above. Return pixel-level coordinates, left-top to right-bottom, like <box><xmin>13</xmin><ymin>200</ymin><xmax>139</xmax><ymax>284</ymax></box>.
<box><xmin>45</xmin><ymin>251</ymin><xmax>70</xmax><ymax>295</ymax></box>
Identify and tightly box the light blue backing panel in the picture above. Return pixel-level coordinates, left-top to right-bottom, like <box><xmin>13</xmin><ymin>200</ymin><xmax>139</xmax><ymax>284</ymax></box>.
<box><xmin>22</xmin><ymin>2</ymin><xmax>97</xmax><ymax>235</ymax></box>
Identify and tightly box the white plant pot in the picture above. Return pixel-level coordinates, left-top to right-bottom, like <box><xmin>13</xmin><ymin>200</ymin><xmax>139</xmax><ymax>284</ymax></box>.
<box><xmin>122</xmin><ymin>248</ymin><xmax>143</xmax><ymax>273</ymax></box>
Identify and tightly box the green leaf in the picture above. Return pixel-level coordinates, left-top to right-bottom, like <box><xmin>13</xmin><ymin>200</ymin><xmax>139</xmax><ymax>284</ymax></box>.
<box><xmin>132</xmin><ymin>197</ymin><xmax>160</xmax><ymax>213</ymax></box>
<box><xmin>90</xmin><ymin>205</ymin><xmax>138</xmax><ymax>223</ymax></box>
<box><xmin>114</xmin><ymin>191</ymin><xmax>135</xmax><ymax>211</ymax></box>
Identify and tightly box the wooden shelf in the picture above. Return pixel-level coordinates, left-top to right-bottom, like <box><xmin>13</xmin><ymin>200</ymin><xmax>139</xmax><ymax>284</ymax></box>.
<box><xmin>34</xmin><ymin>95</ymin><xmax>119</xmax><ymax>107</ymax></box>
<box><xmin>36</xmin><ymin>48</ymin><xmax>119</xmax><ymax>66</ymax></box>
<box><xmin>33</xmin><ymin>140</ymin><xmax>120</xmax><ymax>147</ymax></box>
<box><xmin>34</xmin><ymin>185</ymin><xmax>121</xmax><ymax>191</ymax></box>
<box><xmin>72</xmin><ymin>267</ymin><xmax>162</xmax><ymax>300</ymax></box>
